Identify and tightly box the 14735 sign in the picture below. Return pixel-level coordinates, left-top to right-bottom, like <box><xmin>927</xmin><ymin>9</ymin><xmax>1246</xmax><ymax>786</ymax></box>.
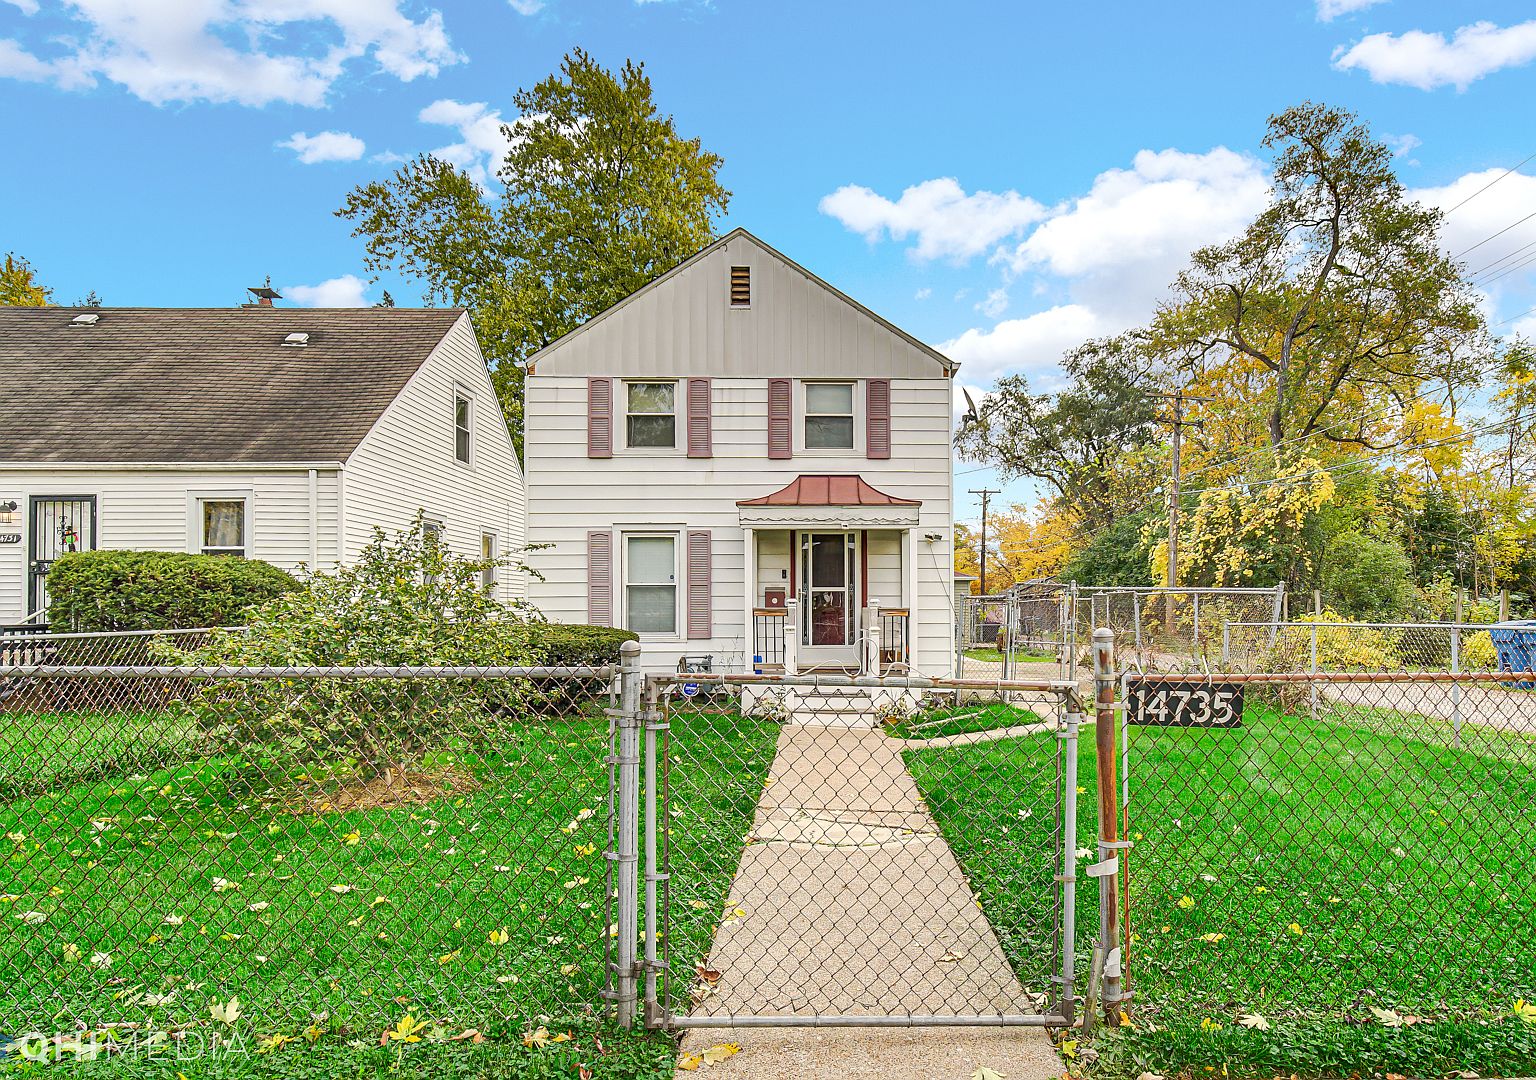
<box><xmin>1126</xmin><ymin>678</ymin><xmax>1244</xmax><ymax>729</ymax></box>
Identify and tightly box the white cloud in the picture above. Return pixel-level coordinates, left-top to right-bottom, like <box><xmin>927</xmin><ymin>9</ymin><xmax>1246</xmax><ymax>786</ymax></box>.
<box><xmin>418</xmin><ymin>97</ymin><xmax>525</xmax><ymax>187</ymax></box>
<box><xmin>1383</xmin><ymin>132</ymin><xmax>1422</xmax><ymax>160</ymax></box>
<box><xmin>995</xmin><ymin>147</ymin><xmax>1270</xmax><ymax>320</ymax></box>
<box><xmin>0</xmin><ymin>0</ymin><xmax>462</xmax><ymax>107</ymax></box>
<box><xmin>914</xmin><ymin>287</ymin><xmax>932</xmax><ymax>301</ymax></box>
<box><xmin>283</xmin><ymin>274</ymin><xmax>370</xmax><ymax>307</ymax></box>
<box><xmin>1333</xmin><ymin>19</ymin><xmax>1536</xmax><ymax>90</ymax></box>
<box><xmin>1316</xmin><ymin>0</ymin><xmax>1386</xmax><ymax>21</ymax></box>
<box><xmin>1</xmin><ymin>0</ymin><xmax>40</xmax><ymax>16</ymax></box>
<box><xmin>819</xmin><ymin>177</ymin><xmax>1045</xmax><ymax>263</ymax></box>
<box><xmin>508</xmin><ymin>0</ymin><xmax>544</xmax><ymax>12</ymax></box>
<box><xmin>280</xmin><ymin>130</ymin><xmax>366</xmax><ymax>164</ymax></box>
<box><xmin>1411</xmin><ymin>169</ymin><xmax>1536</xmax><ymax>316</ymax></box>
<box><xmin>976</xmin><ymin>288</ymin><xmax>1009</xmax><ymax>319</ymax></box>
<box><xmin>938</xmin><ymin>304</ymin><xmax>1108</xmax><ymax>384</ymax></box>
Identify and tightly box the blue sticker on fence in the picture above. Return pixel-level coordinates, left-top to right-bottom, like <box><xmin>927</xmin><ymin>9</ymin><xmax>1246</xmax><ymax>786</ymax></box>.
<box><xmin>680</xmin><ymin>682</ymin><xmax>700</xmax><ymax>698</ymax></box>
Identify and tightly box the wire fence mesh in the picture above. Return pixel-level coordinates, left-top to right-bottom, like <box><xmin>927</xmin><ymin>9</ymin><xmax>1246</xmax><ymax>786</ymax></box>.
<box><xmin>647</xmin><ymin>673</ymin><xmax>1081</xmax><ymax>1028</ymax></box>
<box><xmin>956</xmin><ymin>594</ymin><xmax>1072</xmax><ymax>682</ymax></box>
<box><xmin>0</xmin><ymin>642</ymin><xmax>622</xmax><ymax>1057</ymax></box>
<box><xmin>1076</xmin><ymin>587</ymin><xmax>1284</xmax><ymax>673</ymax></box>
<box><xmin>1116</xmin><ymin>669</ymin><xmax>1536</xmax><ymax>1067</ymax></box>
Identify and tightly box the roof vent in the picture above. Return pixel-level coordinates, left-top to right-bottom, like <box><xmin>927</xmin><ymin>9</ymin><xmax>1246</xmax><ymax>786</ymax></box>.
<box><xmin>283</xmin><ymin>332</ymin><xmax>310</xmax><ymax>347</ymax></box>
<box><xmin>69</xmin><ymin>312</ymin><xmax>100</xmax><ymax>328</ymax></box>
<box><xmin>730</xmin><ymin>265</ymin><xmax>750</xmax><ymax>307</ymax></box>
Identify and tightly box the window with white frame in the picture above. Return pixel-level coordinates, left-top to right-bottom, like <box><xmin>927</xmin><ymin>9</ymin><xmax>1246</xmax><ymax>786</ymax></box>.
<box><xmin>454</xmin><ymin>389</ymin><xmax>473</xmax><ymax>464</ymax></box>
<box><xmin>624</xmin><ymin>533</ymin><xmax>678</xmax><ymax>634</ymax></box>
<box><xmin>481</xmin><ymin>531</ymin><xmax>498</xmax><ymax>589</ymax></box>
<box><xmin>804</xmin><ymin>382</ymin><xmax>855</xmax><ymax>449</ymax></box>
<box><xmin>626</xmin><ymin>382</ymin><xmax>676</xmax><ymax>449</ymax></box>
<box><xmin>199</xmin><ymin>498</ymin><xmax>247</xmax><ymax>557</ymax></box>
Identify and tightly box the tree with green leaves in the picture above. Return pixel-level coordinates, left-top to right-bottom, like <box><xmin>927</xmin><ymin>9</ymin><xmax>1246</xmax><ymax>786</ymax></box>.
<box><xmin>339</xmin><ymin>50</ymin><xmax>730</xmax><ymax>458</ymax></box>
<box><xmin>1152</xmin><ymin>102</ymin><xmax>1488</xmax><ymax>451</ymax></box>
<box><xmin>954</xmin><ymin>334</ymin><xmax>1162</xmax><ymax>535</ymax></box>
<box><xmin>1</xmin><ymin>253</ymin><xmax>50</xmax><ymax>306</ymax></box>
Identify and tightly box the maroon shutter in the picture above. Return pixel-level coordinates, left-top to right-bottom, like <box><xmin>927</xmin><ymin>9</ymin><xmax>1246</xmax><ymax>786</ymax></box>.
<box><xmin>587</xmin><ymin>531</ymin><xmax>612</xmax><ymax>626</ymax></box>
<box><xmin>866</xmin><ymin>378</ymin><xmax>891</xmax><ymax>460</ymax></box>
<box><xmin>587</xmin><ymin>378</ymin><xmax>612</xmax><ymax>458</ymax></box>
<box><xmin>768</xmin><ymin>378</ymin><xmax>792</xmax><ymax>460</ymax></box>
<box><xmin>687</xmin><ymin>378</ymin><xmax>712</xmax><ymax>458</ymax></box>
<box><xmin>687</xmin><ymin>530</ymin><xmax>712</xmax><ymax>639</ymax></box>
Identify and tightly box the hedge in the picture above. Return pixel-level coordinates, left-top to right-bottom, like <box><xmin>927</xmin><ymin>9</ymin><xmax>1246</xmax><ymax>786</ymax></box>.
<box><xmin>513</xmin><ymin>624</ymin><xmax>638</xmax><ymax>667</ymax></box>
<box><xmin>45</xmin><ymin>550</ymin><xmax>298</xmax><ymax>632</ymax></box>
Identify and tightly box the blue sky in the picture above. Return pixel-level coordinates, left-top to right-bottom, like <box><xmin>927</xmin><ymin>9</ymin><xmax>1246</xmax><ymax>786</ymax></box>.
<box><xmin>4</xmin><ymin>0</ymin><xmax>1536</xmax><ymax>523</ymax></box>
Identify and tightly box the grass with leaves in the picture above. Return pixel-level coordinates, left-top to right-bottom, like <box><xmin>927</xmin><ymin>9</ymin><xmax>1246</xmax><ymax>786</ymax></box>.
<box><xmin>883</xmin><ymin>699</ymin><xmax>1046</xmax><ymax>740</ymax></box>
<box><xmin>962</xmin><ymin>648</ymin><xmax>1059</xmax><ymax>665</ymax></box>
<box><xmin>0</xmin><ymin>701</ymin><xmax>778</xmax><ymax>1078</ymax></box>
<box><xmin>905</xmin><ymin>700</ymin><xmax>1536</xmax><ymax>1078</ymax></box>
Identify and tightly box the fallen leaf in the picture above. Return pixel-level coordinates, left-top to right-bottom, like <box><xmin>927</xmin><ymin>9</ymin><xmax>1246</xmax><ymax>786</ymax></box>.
<box><xmin>937</xmin><ymin>948</ymin><xmax>967</xmax><ymax>963</ymax></box>
<box><xmin>1237</xmin><ymin>1013</ymin><xmax>1270</xmax><ymax>1030</ymax></box>
<box><xmin>1369</xmin><ymin>1006</ymin><xmax>1405</xmax><ymax>1028</ymax></box>
<box><xmin>209</xmin><ymin>997</ymin><xmax>241</xmax><ymax>1025</ymax></box>
<box><xmin>974</xmin><ymin>1069</ymin><xmax>1006</xmax><ymax>1080</ymax></box>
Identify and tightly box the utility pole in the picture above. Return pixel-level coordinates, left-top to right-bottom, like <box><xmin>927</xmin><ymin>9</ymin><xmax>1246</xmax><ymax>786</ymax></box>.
<box><xmin>969</xmin><ymin>488</ymin><xmax>1000</xmax><ymax>595</ymax></box>
<box><xmin>1154</xmin><ymin>390</ymin><xmax>1209</xmax><ymax>630</ymax></box>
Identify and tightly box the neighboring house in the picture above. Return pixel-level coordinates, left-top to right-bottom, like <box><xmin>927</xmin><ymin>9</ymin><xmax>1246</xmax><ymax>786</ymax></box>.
<box><xmin>0</xmin><ymin>306</ymin><xmax>524</xmax><ymax>623</ymax></box>
<box><xmin>524</xmin><ymin>228</ymin><xmax>956</xmax><ymax>676</ymax></box>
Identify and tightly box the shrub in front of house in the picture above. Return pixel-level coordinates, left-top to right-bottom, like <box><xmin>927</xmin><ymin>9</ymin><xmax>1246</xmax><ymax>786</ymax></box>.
<box><xmin>515</xmin><ymin>624</ymin><xmax>637</xmax><ymax>667</ymax></box>
<box><xmin>175</xmin><ymin>516</ymin><xmax>544</xmax><ymax>776</ymax></box>
<box><xmin>45</xmin><ymin>549</ymin><xmax>297</xmax><ymax>633</ymax></box>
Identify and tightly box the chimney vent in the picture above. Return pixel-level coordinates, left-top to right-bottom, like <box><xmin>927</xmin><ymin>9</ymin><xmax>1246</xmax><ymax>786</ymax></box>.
<box><xmin>69</xmin><ymin>313</ymin><xmax>100</xmax><ymax>328</ymax></box>
<box><xmin>246</xmin><ymin>276</ymin><xmax>282</xmax><ymax>308</ymax></box>
<box><xmin>283</xmin><ymin>332</ymin><xmax>310</xmax><ymax>347</ymax></box>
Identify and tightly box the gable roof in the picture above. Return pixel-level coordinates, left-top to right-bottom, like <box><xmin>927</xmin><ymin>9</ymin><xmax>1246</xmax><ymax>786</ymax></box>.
<box><xmin>0</xmin><ymin>307</ymin><xmax>467</xmax><ymax>464</ymax></box>
<box><xmin>527</xmin><ymin>228</ymin><xmax>956</xmax><ymax>376</ymax></box>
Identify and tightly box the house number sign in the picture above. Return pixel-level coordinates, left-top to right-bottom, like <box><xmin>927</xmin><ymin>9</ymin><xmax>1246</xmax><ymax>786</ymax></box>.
<box><xmin>0</xmin><ymin>533</ymin><xmax>20</xmax><ymax>546</ymax></box>
<box><xmin>1126</xmin><ymin>678</ymin><xmax>1244</xmax><ymax>729</ymax></box>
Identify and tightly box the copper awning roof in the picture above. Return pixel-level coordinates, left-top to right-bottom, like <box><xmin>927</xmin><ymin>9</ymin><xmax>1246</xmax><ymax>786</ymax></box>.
<box><xmin>737</xmin><ymin>475</ymin><xmax>921</xmax><ymax>508</ymax></box>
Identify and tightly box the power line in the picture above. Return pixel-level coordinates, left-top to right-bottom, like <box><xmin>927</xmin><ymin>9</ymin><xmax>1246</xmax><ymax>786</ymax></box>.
<box><xmin>1443</xmin><ymin>150</ymin><xmax>1536</xmax><ymax>215</ymax></box>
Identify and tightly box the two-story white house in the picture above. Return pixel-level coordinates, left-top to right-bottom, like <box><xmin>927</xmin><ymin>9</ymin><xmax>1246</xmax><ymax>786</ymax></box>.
<box><xmin>0</xmin><ymin>305</ymin><xmax>524</xmax><ymax>623</ymax></box>
<box><xmin>524</xmin><ymin>229</ymin><xmax>956</xmax><ymax>677</ymax></box>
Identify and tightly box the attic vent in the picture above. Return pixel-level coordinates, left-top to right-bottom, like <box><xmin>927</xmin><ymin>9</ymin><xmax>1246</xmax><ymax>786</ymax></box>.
<box><xmin>729</xmin><ymin>265</ymin><xmax>750</xmax><ymax>307</ymax></box>
<box><xmin>69</xmin><ymin>313</ymin><xmax>99</xmax><ymax>328</ymax></box>
<box><xmin>283</xmin><ymin>332</ymin><xmax>310</xmax><ymax>347</ymax></box>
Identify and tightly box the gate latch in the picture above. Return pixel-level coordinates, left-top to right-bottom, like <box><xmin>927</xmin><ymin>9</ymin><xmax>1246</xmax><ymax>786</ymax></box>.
<box><xmin>1085</xmin><ymin>856</ymin><xmax>1119</xmax><ymax>878</ymax></box>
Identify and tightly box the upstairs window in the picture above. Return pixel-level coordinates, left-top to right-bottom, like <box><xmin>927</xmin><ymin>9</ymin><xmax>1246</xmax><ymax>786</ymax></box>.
<box><xmin>626</xmin><ymin>381</ymin><xmax>676</xmax><ymax>448</ymax></box>
<box><xmin>804</xmin><ymin>382</ymin><xmax>855</xmax><ymax>449</ymax></box>
<box><xmin>730</xmin><ymin>265</ymin><xmax>750</xmax><ymax>307</ymax></box>
<box><xmin>454</xmin><ymin>391</ymin><xmax>473</xmax><ymax>464</ymax></box>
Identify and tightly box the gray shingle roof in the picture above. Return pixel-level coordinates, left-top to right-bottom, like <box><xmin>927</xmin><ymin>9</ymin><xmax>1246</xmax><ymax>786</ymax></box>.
<box><xmin>0</xmin><ymin>307</ymin><xmax>466</xmax><ymax>463</ymax></box>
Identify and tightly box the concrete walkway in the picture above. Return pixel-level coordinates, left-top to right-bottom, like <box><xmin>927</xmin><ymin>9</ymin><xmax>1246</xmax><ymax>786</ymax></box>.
<box><xmin>676</xmin><ymin>722</ymin><xmax>1062</xmax><ymax>1079</ymax></box>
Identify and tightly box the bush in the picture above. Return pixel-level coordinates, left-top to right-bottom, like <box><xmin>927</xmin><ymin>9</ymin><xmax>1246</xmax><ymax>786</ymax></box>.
<box><xmin>514</xmin><ymin>624</ymin><xmax>637</xmax><ymax>667</ymax></box>
<box><xmin>45</xmin><ymin>550</ymin><xmax>297</xmax><ymax>632</ymax></box>
<box><xmin>173</xmin><ymin>516</ymin><xmax>540</xmax><ymax>774</ymax></box>
<box><xmin>1319</xmin><ymin>531</ymin><xmax>1413</xmax><ymax>620</ymax></box>
<box><xmin>1269</xmin><ymin>610</ymin><xmax>1402</xmax><ymax>670</ymax></box>
<box><xmin>1461</xmin><ymin>630</ymin><xmax>1498</xmax><ymax>671</ymax></box>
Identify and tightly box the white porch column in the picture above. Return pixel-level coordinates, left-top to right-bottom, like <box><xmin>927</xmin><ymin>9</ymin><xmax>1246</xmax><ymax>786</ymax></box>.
<box><xmin>783</xmin><ymin>597</ymin><xmax>799</xmax><ymax>676</ymax></box>
<box><xmin>742</xmin><ymin>526</ymin><xmax>756</xmax><ymax>673</ymax></box>
<box><xmin>901</xmin><ymin>528</ymin><xmax>919</xmax><ymax>673</ymax></box>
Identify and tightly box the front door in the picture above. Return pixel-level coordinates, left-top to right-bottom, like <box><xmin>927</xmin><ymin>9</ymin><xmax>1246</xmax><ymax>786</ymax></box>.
<box><xmin>798</xmin><ymin>531</ymin><xmax>858</xmax><ymax>667</ymax></box>
<box><xmin>29</xmin><ymin>496</ymin><xmax>96</xmax><ymax>618</ymax></box>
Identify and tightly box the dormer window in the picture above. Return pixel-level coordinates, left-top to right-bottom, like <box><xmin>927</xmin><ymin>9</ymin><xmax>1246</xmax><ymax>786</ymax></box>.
<box><xmin>730</xmin><ymin>266</ymin><xmax>750</xmax><ymax>308</ymax></box>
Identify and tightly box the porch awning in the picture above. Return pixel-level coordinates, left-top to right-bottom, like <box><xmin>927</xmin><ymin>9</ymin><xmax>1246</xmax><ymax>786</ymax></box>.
<box><xmin>737</xmin><ymin>474</ymin><xmax>921</xmax><ymax>526</ymax></box>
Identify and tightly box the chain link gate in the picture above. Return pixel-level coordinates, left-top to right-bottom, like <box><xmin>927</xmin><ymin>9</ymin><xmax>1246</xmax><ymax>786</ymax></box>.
<box><xmin>614</xmin><ymin>669</ymin><xmax>1083</xmax><ymax>1030</ymax></box>
<box><xmin>957</xmin><ymin>592</ymin><xmax>1074</xmax><ymax>681</ymax></box>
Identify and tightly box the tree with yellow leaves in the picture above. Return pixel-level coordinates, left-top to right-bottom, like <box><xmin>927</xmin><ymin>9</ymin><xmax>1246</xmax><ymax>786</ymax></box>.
<box><xmin>1</xmin><ymin>253</ymin><xmax>50</xmax><ymax>306</ymax></box>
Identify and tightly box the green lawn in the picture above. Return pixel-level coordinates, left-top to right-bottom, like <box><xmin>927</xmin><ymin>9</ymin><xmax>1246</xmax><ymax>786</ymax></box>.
<box><xmin>0</xmin><ymin>701</ymin><xmax>778</xmax><ymax>1077</ymax></box>
<box><xmin>905</xmin><ymin>702</ymin><xmax>1536</xmax><ymax>1078</ymax></box>
<box><xmin>884</xmin><ymin>699</ymin><xmax>1045</xmax><ymax>740</ymax></box>
<box><xmin>962</xmin><ymin>647</ymin><xmax>1059</xmax><ymax>664</ymax></box>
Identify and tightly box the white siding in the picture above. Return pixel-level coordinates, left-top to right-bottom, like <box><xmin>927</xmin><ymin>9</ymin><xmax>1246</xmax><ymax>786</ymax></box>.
<box><xmin>0</xmin><ymin>467</ymin><xmax>341</xmax><ymax>623</ymax></box>
<box><xmin>527</xmin><ymin>373</ymin><xmax>955</xmax><ymax>675</ymax></box>
<box><xmin>531</xmin><ymin>232</ymin><xmax>951</xmax><ymax>382</ymax></box>
<box><xmin>342</xmin><ymin>314</ymin><xmax>527</xmax><ymax>604</ymax></box>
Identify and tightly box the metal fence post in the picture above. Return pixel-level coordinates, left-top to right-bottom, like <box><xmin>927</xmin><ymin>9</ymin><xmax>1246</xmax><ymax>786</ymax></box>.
<box><xmin>1450</xmin><ymin>625</ymin><xmax>1463</xmax><ymax>748</ymax></box>
<box><xmin>1310</xmin><ymin>623</ymin><xmax>1319</xmax><ymax>721</ymax></box>
<box><xmin>641</xmin><ymin>676</ymin><xmax>666</xmax><ymax>1027</ymax></box>
<box><xmin>612</xmin><ymin>639</ymin><xmax>642</xmax><ymax>1027</ymax></box>
<box><xmin>1222</xmin><ymin>623</ymin><xmax>1231</xmax><ymax>667</ymax></box>
<box><xmin>1090</xmin><ymin>628</ymin><xmax>1124</xmax><ymax>1028</ymax></box>
<box><xmin>1058</xmin><ymin>691</ymin><xmax>1083</xmax><ymax>1025</ymax></box>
